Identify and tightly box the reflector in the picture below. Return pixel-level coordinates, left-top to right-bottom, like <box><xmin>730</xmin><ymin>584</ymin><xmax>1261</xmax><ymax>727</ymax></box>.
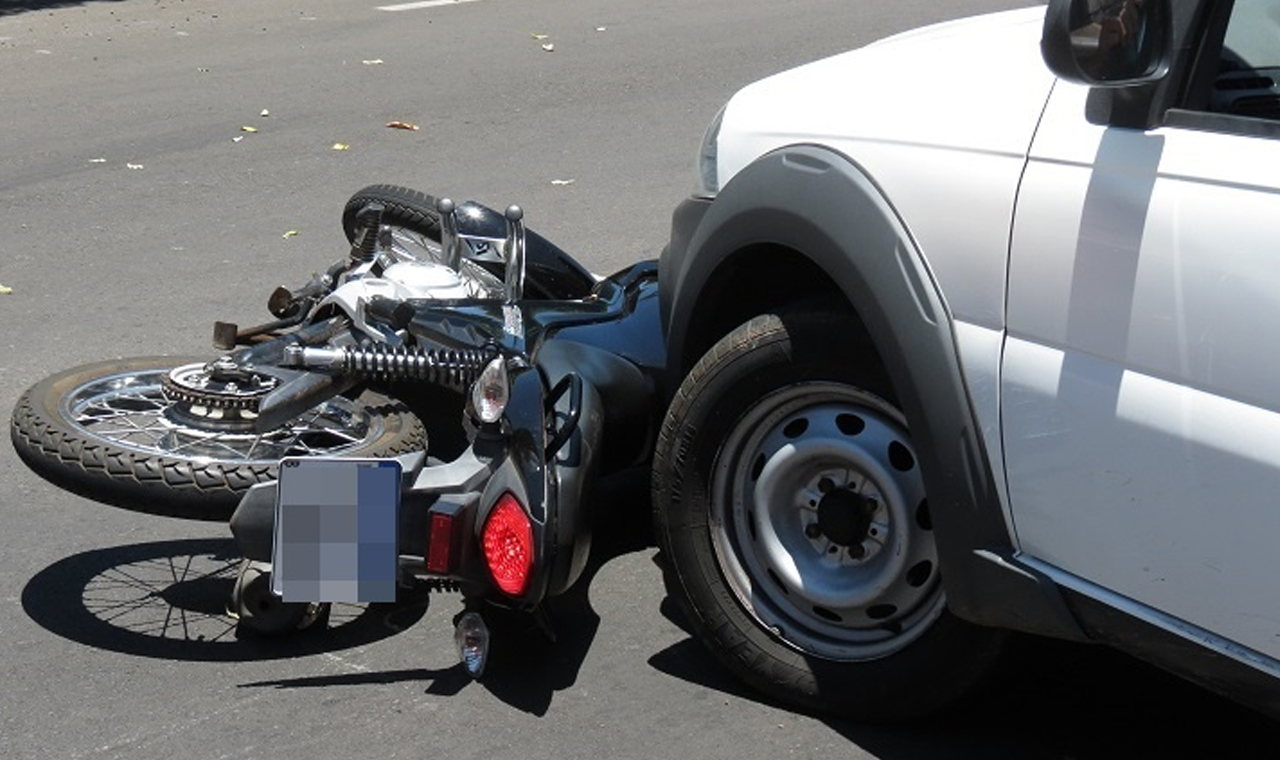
<box><xmin>426</xmin><ymin>512</ymin><xmax>454</xmax><ymax>574</ymax></box>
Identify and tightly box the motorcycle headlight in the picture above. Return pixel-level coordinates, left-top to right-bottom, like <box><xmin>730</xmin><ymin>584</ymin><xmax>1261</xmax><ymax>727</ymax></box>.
<box><xmin>695</xmin><ymin>103</ymin><xmax>726</xmax><ymax>199</ymax></box>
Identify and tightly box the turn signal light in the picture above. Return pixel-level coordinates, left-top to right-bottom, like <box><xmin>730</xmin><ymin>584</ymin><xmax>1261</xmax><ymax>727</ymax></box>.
<box><xmin>471</xmin><ymin>356</ymin><xmax>509</xmax><ymax>424</ymax></box>
<box><xmin>455</xmin><ymin>611</ymin><xmax>490</xmax><ymax>679</ymax></box>
<box><xmin>482</xmin><ymin>493</ymin><xmax>534</xmax><ymax>596</ymax></box>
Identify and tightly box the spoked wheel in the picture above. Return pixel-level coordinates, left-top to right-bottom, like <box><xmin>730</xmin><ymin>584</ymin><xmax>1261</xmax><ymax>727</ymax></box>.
<box><xmin>11</xmin><ymin>356</ymin><xmax>424</xmax><ymax>521</ymax></box>
<box><xmin>653</xmin><ymin>312</ymin><xmax>1006</xmax><ymax>722</ymax></box>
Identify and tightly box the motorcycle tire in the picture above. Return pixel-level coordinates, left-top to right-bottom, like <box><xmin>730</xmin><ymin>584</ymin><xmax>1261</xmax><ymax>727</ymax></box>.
<box><xmin>343</xmin><ymin>183</ymin><xmax>601</xmax><ymax>301</ymax></box>
<box><xmin>11</xmin><ymin>356</ymin><xmax>425</xmax><ymax>522</ymax></box>
<box><xmin>343</xmin><ymin>184</ymin><xmax>510</xmax><ymax>297</ymax></box>
<box><xmin>342</xmin><ymin>184</ymin><xmax>441</xmax><ymax>245</ymax></box>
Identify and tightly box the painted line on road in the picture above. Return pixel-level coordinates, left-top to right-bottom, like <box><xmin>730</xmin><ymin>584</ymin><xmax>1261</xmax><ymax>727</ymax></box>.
<box><xmin>378</xmin><ymin>0</ymin><xmax>481</xmax><ymax>11</ymax></box>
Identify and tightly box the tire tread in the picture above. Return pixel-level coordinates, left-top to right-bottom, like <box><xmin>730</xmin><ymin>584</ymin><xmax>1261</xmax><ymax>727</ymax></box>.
<box><xmin>652</xmin><ymin>311</ymin><xmax>1006</xmax><ymax>722</ymax></box>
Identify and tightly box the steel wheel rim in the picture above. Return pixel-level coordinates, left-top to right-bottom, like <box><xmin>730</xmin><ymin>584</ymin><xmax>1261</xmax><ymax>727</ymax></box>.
<box><xmin>711</xmin><ymin>382</ymin><xmax>943</xmax><ymax>660</ymax></box>
<box><xmin>60</xmin><ymin>367</ymin><xmax>386</xmax><ymax>463</ymax></box>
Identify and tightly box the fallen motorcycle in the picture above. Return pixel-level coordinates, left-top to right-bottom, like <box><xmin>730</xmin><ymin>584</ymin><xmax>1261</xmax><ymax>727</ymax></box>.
<box><xmin>12</xmin><ymin>184</ymin><xmax>601</xmax><ymax>519</ymax></box>
<box><xmin>11</xmin><ymin>186</ymin><xmax>664</xmax><ymax>674</ymax></box>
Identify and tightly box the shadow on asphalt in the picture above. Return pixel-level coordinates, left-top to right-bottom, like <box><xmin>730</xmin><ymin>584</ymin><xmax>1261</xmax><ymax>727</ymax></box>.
<box><xmin>18</xmin><ymin>469</ymin><xmax>646</xmax><ymax>717</ymax></box>
<box><xmin>0</xmin><ymin>0</ymin><xmax>125</xmax><ymax>17</ymax></box>
<box><xmin>22</xmin><ymin>481</ymin><xmax>1280</xmax><ymax>755</ymax></box>
<box><xmin>19</xmin><ymin>532</ymin><xmax>599</xmax><ymax>716</ymax></box>
<box><xmin>233</xmin><ymin>546</ymin><xmax>606</xmax><ymax>716</ymax></box>
<box><xmin>236</xmin><ymin>469</ymin><xmax>657</xmax><ymax>716</ymax></box>
<box><xmin>648</xmin><ymin>578</ymin><xmax>1280</xmax><ymax>760</ymax></box>
<box><xmin>21</xmin><ymin>537</ymin><xmax>429</xmax><ymax>662</ymax></box>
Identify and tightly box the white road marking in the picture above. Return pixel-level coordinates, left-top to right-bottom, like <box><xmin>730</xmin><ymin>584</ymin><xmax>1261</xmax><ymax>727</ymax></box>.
<box><xmin>378</xmin><ymin>0</ymin><xmax>482</xmax><ymax>11</ymax></box>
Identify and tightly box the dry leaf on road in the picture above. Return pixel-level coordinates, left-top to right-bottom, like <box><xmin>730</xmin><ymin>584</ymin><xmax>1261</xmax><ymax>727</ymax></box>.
<box><xmin>386</xmin><ymin>121</ymin><xmax>420</xmax><ymax>131</ymax></box>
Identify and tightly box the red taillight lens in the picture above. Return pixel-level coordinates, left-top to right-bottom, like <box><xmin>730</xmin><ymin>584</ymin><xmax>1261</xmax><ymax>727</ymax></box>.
<box><xmin>482</xmin><ymin>493</ymin><xmax>534</xmax><ymax>597</ymax></box>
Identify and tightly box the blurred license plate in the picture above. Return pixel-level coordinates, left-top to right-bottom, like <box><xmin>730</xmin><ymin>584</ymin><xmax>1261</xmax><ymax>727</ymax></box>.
<box><xmin>271</xmin><ymin>457</ymin><xmax>400</xmax><ymax>603</ymax></box>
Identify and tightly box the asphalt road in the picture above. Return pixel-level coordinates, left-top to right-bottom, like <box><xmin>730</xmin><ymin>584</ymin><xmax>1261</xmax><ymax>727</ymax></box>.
<box><xmin>2</xmin><ymin>1</ymin><xmax>1278</xmax><ymax>758</ymax></box>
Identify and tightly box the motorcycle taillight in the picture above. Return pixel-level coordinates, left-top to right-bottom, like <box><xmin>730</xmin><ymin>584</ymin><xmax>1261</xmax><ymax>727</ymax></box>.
<box><xmin>481</xmin><ymin>493</ymin><xmax>534</xmax><ymax>597</ymax></box>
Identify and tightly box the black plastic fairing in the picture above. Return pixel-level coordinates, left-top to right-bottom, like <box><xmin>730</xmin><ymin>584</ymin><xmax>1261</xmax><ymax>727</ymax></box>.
<box><xmin>456</xmin><ymin>201</ymin><xmax>597</xmax><ymax>301</ymax></box>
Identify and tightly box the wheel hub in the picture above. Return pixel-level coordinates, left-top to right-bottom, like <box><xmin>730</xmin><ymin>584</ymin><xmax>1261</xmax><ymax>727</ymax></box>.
<box><xmin>815</xmin><ymin>487</ymin><xmax>878</xmax><ymax>549</ymax></box>
<box><xmin>161</xmin><ymin>361</ymin><xmax>280</xmax><ymax>431</ymax></box>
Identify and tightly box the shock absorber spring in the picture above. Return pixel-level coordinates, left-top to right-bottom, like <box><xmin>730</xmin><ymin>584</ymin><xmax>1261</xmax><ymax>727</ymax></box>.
<box><xmin>284</xmin><ymin>344</ymin><xmax>495</xmax><ymax>391</ymax></box>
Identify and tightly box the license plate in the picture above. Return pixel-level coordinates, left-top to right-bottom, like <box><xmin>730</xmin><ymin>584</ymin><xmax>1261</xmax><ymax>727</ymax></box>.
<box><xmin>271</xmin><ymin>457</ymin><xmax>401</xmax><ymax>603</ymax></box>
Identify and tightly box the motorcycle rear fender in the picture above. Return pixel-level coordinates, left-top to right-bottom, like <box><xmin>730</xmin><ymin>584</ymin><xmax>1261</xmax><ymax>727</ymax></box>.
<box><xmin>476</xmin><ymin>359</ymin><xmax>603</xmax><ymax>605</ymax></box>
<box><xmin>534</xmin><ymin>271</ymin><xmax>665</xmax><ymax>471</ymax></box>
<box><xmin>535</xmin><ymin>352</ymin><xmax>606</xmax><ymax>598</ymax></box>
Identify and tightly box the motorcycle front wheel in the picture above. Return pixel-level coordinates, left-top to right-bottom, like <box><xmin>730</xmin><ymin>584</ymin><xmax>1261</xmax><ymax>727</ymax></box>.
<box><xmin>342</xmin><ymin>184</ymin><xmax>507</xmax><ymax>299</ymax></box>
<box><xmin>11</xmin><ymin>357</ymin><xmax>425</xmax><ymax>521</ymax></box>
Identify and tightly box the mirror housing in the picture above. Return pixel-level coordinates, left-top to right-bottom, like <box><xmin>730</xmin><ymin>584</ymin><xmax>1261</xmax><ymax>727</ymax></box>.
<box><xmin>1042</xmin><ymin>0</ymin><xmax>1172</xmax><ymax>86</ymax></box>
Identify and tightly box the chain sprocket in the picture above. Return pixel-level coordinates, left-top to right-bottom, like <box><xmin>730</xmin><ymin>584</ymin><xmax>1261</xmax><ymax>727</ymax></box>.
<box><xmin>160</xmin><ymin>361</ymin><xmax>280</xmax><ymax>413</ymax></box>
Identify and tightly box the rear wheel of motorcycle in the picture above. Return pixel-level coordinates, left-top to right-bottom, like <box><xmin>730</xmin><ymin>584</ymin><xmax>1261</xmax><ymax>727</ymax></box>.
<box><xmin>652</xmin><ymin>312</ymin><xmax>1006</xmax><ymax>722</ymax></box>
<box><xmin>11</xmin><ymin>356</ymin><xmax>425</xmax><ymax>522</ymax></box>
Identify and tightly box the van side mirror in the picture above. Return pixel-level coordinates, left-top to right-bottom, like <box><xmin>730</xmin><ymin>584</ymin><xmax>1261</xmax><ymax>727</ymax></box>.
<box><xmin>1042</xmin><ymin>0</ymin><xmax>1171</xmax><ymax>86</ymax></box>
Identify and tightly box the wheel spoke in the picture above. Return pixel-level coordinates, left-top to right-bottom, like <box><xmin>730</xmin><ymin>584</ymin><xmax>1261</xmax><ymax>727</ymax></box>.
<box><xmin>64</xmin><ymin>368</ymin><xmax>383</xmax><ymax>462</ymax></box>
